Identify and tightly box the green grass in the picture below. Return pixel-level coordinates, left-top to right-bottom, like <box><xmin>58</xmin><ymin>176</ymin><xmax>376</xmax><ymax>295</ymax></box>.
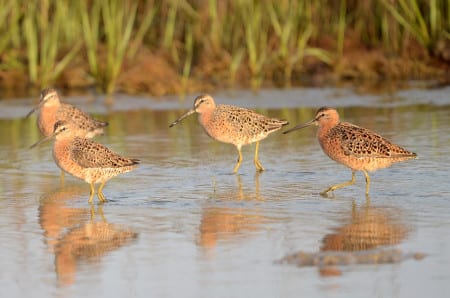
<box><xmin>381</xmin><ymin>0</ymin><xmax>448</xmax><ymax>50</ymax></box>
<box><xmin>20</xmin><ymin>1</ymin><xmax>82</xmax><ymax>87</ymax></box>
<box><xmin>0</xmin><ymin>0</ymin><xmax>448</xmax><ymax>96</ymax></box>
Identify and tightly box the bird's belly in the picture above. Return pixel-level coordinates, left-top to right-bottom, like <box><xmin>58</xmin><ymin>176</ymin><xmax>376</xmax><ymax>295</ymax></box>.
<box><xmin>204</xmin><ymin>125</ymin><xmax>267</xmax><ymax>147</ymax></box>
<box><xmin>328</xmin><ymin>152</ymin><xmax>396</xmax><ymax>172</ymax></box>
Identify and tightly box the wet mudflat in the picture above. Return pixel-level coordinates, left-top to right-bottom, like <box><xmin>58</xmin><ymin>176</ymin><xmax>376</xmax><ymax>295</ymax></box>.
<box><xmin>0</xmin><ymin>86</ymin><xmax>449</xmax><ymax>297</ymax></box>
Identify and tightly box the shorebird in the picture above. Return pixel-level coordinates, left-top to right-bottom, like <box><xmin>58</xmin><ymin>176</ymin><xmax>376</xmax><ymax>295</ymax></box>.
<box><xmin>27</xmin><ymin>88</ymin><xmax>108</xmax><ymax>180</ymax></box>
<box><xmin>170</xmin><ymin>94</ymin><xmax>288</xmax><ymax>173</ymax></box>
<box><xmin>284</xmin><ymin>107</ymin><xmax>416</xmax><ymax>195</ymax></box>
<box><xmin>30</xmin><ymin>121</ymin><xmax>139</xmax><ymax>203</ymax></box>
<box><xmin>26</xmin><ymin>88</ymin><xmax>108</xmax><ymax>138</ymax></box>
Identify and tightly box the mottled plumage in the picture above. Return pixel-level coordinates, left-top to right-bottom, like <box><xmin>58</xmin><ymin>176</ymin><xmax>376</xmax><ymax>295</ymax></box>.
<box><xmin>27</xmin><ymin>88</ymin><xmax>108</xmax><ymax>138</ymax></box>
<box><xmin>70</xmin><ymin>138</ymin><xmax>139</xmax><ymax>169</ymax></box>
<box><xmin>284</xmin><ymin>107</ymin><xmax>416</xmax><ymax>195</ymax></box>
<box><xmin>170</xmin><ymin>94</ymin><xmax>288</xmax><ymax>173</ymax></box>
<box><xmin>30</xmin><ymin>121</ymin><xmax>139</xmax><ymax>203</ymax></box>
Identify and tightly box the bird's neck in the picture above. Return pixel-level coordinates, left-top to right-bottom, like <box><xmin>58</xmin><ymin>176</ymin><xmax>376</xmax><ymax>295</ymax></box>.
<box><xmin>198</xmin><ymin>111</ymin><xmax>213</xmax><ymax>127</ymax></box>
<box><xmin>317</xmin><ymin>121</ymin><xmax>338</xmax><ymax>140</ymax></box>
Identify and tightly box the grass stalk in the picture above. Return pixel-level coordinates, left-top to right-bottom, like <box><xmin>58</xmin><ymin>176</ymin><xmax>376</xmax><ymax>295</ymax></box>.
<box><xmin>102</xmin><ymin>1</ymin><xmax>138</xmax><ymax>95</ymax></box>
<box><xmin>79</xmin><ymin>1</ymin><xmax>101</xmax><ymax>82</ymax></box>
<box><xmin>229</xmin><ymin>48</ymin><xmax>245</xmax><ymax>86</ymax></box>
<box><xmin>22</xmin><ymin>4</ymin><xmax>38</xmax><ymax>84</ymax></box>
<box><xmin>337</xmin><ymin>0</ymin><xmax>346</xmax><ymax>59</ymax></box>
<box><xmin>207</xmin><ymin>0</ymin><xmax>221</xmax><ymax>51</ymax></box>
<box><xmin>163</xmin><ymin>1</ymin><xmax>178</xmax><ymax>50</ymax></box>
<box><xmin>238</xmin><ymin>0</ymin><xmax>269</xmax><ymax>90</ymax></box>
<box><xmin>181</xmin><ymin>24</ymin><xmax>194</xmax><ymax>94</ymax></box>
<box><xmin>127</xmin><ymin>1</ymin><xmax>159</xmax><ymax>59</ymax></box>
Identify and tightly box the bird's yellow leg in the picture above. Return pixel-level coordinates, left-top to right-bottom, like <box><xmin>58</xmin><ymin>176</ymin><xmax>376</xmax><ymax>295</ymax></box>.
<box><xmin>97</xmin><ymin>181</ymin><xmax>107</xmax><ymax>202</ymax></box>
<box><xmin>321</xmin><ymin>171</ymin><xmax>356</xmax><ymax>196</ymax></box>
<box><xmin>88</xmin><ymin>183</ymin><xmax>96</xmax><ymax>203</ymax></box>
<box><xmin>362</xmin><ymin>170</ymin><xmax>371</xmax><ymax>195</ymax></box>
<box><xmin>253</xmin><ymin>141</ymin><xmax>265</xmax><ymax>172</ymax></box>
<box><xmin>233</xmin><ymin>147</ymin><xmax>243</xmax><ymax>173</ymax></box>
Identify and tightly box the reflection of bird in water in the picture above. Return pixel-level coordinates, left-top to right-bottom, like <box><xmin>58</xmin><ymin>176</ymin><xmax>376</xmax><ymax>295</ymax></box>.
<box><xmin>54</xmin><ymin>205</ymin><xmax>137</xmax><ymax>286</ymax></box>
<box><xmin>38</xmin><ymin>186</ymin><xmax>137</xmax><ymax>286</ymax></box>
<box><xmin>198</xmin><ymin>174</ymin><xmax>265</xmax><ymax>249</ymax></box>
<box><xmin>39</xmin><ymin>185</ymin><xmax>91</xmax><ymax>252</ymax></box>
<box><xmin>170</xmin><ymin>94</ymin><xmax>288</xmax><ymax>173</ymax></box>
<box><xmin>30</xmin><ymin>120</ymin><xmax>139</xmax><ymax>203</ymax></box>
<box><xmin>321</xmin><ymin>200</ymin><xmax>408</xmax><ymax>252</ymax></box>
<box><xmin>277</xmin><ymin>199</ymin><xmax>416</xmax><ymax>277</ymax></box>
<box><xmin>284</xmin><ymin>107</ymin><xmax>416</xmax><ymax>195</ymax></box>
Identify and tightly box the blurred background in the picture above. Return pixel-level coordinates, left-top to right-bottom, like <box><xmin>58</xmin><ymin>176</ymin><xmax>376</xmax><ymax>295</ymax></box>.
<box><xmin>0</xmin><ymin>0</ymin><xmax>449</xmax><ymax>99</ymax></box>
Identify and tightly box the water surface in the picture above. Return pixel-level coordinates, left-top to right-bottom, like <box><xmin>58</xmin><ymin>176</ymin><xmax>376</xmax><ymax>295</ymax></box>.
<box><xmin>0</xmin><ymin>87</ymin><xmax>449</xmax><ymax>298</ymax></box>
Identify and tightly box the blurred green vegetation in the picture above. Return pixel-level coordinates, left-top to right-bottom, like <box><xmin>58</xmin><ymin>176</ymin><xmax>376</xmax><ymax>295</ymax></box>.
<box><xmin>0</xmin><ymin>0</ymin><xmax>448</xmax><ymax>97</ymax></box>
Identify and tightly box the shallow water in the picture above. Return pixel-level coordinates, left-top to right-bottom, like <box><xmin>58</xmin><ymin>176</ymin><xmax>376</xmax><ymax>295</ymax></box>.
<box><xmin>0</xmin><ymin>87</ymin><xmax>449</xmax><ymax>298</ymax></box>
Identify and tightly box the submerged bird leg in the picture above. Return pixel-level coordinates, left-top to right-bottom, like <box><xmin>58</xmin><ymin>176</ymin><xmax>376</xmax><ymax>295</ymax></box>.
<box><xmin>97</xmin><ymin>181</ymin><xmax>107</xmax><ymax>202</ymax></box>
<box><xmin>253</xmin><ymin>141</ymin><xmax>265</xmax><ymax>172</ymax></box>
<box><xmin>97</xmin><ymin>205</ymin><xmax>107</xmax><ymax>222</ymax></box>
<box><xmin>88</xmin><ymin>183</ymin><xmax>96</xmax><ymax>203</ymax></box>
<box><xmin>233</xmin><ymin>146</ymin><xmax>243</xmax><ymax>173</ymax></box>
<box><xmin>362</xmin><ymin>170</ymin><xmax>371</xmax><ymax>195</ymax></box>
<box><xmin>60</xmin><ymin>171</ymin><xmax>65</xmax><ymax>185</ymax></box>
<box><xmin>321</xmin><ymin>171</ymin><xmax>356</xmax><ymax>196</ymax></box>
<box><xmin>365</xmin><ymin>193</ymin><xmax>371</xmax><ymax>205</ymax></box>
<box><xmin>90</xmin><ymin>204</ymin><xmax>96</xmax><ymax>220</ymax></box>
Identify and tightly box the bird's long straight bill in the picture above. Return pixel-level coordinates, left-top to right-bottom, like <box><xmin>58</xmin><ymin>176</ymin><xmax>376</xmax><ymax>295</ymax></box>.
<box><xmin>29</xmin><ymin>134</ymin><xmax>55</xmax><ymax>149</ymax></box>
<box><xmin>25</xmin><ymin>100</ymin><xmax>46</xmax><ymax>118</ymax></box>
<box><xmin>283</xmin><ymin>119</ymin><xmax>316</xmax><ymax>134</ymax></box>
<box><xmin>25</xmin><ymin>105</ymin><xmax>39</xmax><ymax>118</ymax></box>
<box><xmin>169</xmin><ymin>109</ymin><xmax>195</xmax><ymax>127</ymax></box>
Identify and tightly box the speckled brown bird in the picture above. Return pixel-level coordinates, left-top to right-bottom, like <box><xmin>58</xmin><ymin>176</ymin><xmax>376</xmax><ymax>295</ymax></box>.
<box><xmin>169</xmin><ymin>94</ymin><xmax>288</xmax><ymax>173</ymax></box>
<box><xmin>30</xmin><ymin>121</ymin><xmax>139</xmax><ymax>203</ymax></box>
<box><xmin>284</xmin><ymin>107</ymin><xmax>416</xmax><ymax>195</ymax></box>
<box><xmin>26</xmin><ymin>88</ymin><xmax>108</xmax><ymax>138</ymax></box>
